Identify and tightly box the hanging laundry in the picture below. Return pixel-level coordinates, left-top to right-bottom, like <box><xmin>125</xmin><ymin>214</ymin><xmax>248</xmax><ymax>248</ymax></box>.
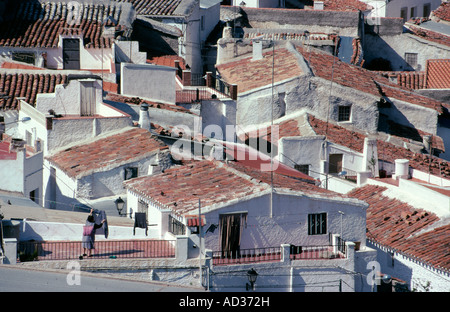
<box><xmin>133</xmin><ymin>212</ymin><xmax>148</xmax><ymax>236</ymax></box>
<box><xmin>93</xmin><ymin>209</ymin><xmax>108</xmax><ymax>238</ymax></box>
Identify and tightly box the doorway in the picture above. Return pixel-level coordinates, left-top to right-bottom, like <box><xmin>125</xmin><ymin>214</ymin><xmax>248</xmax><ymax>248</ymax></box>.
<box><xmin>63</xmin><ymin>38</ymin><xmax>80</xmax><ymax>69</ymax></box>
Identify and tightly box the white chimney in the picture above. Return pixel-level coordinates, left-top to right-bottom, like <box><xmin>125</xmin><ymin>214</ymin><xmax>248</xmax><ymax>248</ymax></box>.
<box><xmin>362</xmin><ymin>137</ymin><xmax>379</xmax><ymax>177</ymax></box>
<box><xmin>314</xmin><ymin>1</ymin><xmax>324</xmax><ymax>10</ymax></box>
<box><xmin>393</xmin><ymin>159</ymin><xmax>410</xmax><ymax>180</ymax></box>
<box><xmin>139</xmin><ymin>103</ymin><xmax>151</xmax><ymax>131</ymax></box>
<box><xmin>253</xmin><ymin>40</ymin><xmax>263</xmax><ymax>61</ymax></box>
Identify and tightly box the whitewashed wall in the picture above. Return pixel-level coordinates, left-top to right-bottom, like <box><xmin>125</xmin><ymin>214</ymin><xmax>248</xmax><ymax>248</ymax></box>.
<box><xmin>369</xmin><ymin>241</ymin><xmax>450</xmax><ymax>292</ymax></box>
<box><xmin>120</xmin><ymin>63</ymin><xmax>177</xmax><ymax>104</ymax></box>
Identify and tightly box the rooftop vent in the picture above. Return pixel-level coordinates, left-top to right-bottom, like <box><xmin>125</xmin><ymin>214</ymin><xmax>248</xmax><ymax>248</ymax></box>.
<box><xmin>314</xmin><ymin>1</ymin><xmax>324</xmax><ymax>10</ymax></box>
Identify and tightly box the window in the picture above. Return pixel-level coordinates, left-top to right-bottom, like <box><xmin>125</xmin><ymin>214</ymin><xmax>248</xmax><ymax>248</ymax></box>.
<box><xmin>308</xmin><ymin>213</ymin><xmax>327</xmax><ymax>235</ymax></box>
<box><xmin>338</xmin><ymin>106</ymin><xmax>351</xmax><ymax>122</ymax></box>
<box><xmin>400</xmin><ymin>7</ymin><xmax>407</xmax><ymax>23</ymax></box>
<box><xmin>124</xmin><ymin>167</ymin><xmax>138</xmax><ymax>180</ymax></box>
<box><xmin>169</xmin><ymin>215</ymin><xmax>185</xmax><ymax>235</ymax></box>
<box><xmin>405</xmin><ymin>52</ymin><xmax>418</xmax><ymax>68</ymax></box>
<box><xmin>329</xmin><ymin>154</ymin><xmax>343</xmax><ymax>174</ymax></box>
<box><xmin>423</xmin><ymin>3</ymin><xmax>431</xmax><ymax>18</ymax></box>
<box><xmin>12</xmin><ymin>52</ymin><xmax>35</xmax><ymax>65</ymax></box>
<box><xmin>410</xmin><ymin>6</ymin><xmax>416</xmax><ymax>19</ymax></box>
<box><xmin>294</xmin><ymin>164</ymin><xmax>310</xmax><ymax>175</ymax></box>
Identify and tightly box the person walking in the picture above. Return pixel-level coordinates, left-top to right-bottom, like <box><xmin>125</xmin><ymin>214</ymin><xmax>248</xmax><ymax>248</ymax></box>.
<box><xmin>81</xmin><ymin>209</ymin><xmax>105</xmax><ymax>259</ymax></box>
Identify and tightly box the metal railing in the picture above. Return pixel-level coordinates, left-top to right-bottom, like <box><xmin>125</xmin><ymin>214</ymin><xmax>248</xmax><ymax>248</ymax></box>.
<box><xmin>18</xmin><ymin>239</ymin><xmax>176</xmax><ymax>261</ymax></box>
<box><xmin>212</xmin><ymin>247</ymin><xmax>282</xmax><ymax>266</ymax></box>
<box><xmin>289</xmin><ymin>244</ymin><xmax>346</xmax><ymax>260</ymax></box>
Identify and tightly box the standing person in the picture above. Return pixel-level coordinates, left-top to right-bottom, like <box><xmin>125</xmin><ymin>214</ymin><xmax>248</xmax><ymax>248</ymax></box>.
<box><xmin>81</xmin><ymin>209</ymin><xmax>105</xmax><ymax>259</ymax></box>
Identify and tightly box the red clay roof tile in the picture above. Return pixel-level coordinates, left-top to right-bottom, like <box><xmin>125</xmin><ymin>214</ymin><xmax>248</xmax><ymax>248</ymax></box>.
<box><xmin>216</xmin><ymin>47</ymin><xmax>303</xmax><ymax>93</ymax></box>
<box><xmin>426</xmin><ymin>59</ymin><xmax>450</xmax><ymax>89</ymax></box>
<box><xmin>0</xmin><ymin>1</ymin><xmax>127</xmax><ymax>49</ymax></box>
<box><xmin>0</xmin><ymin>72</ymin><xmax>67</xmax><ymax>110</ymax></box>
<box><xmin>348</xmin><ymin>184</ymin><xmax>449</xmax><ymax>272</ymax></box>
<box><xmin>308</xmin><ymin>115</ymin><xmax>450</xmax><ymax>179</ymax></box>
<box><xmin>46</xmin><ymin>127</ymin><xmax>168</xmax><ymax>178</ymax></box>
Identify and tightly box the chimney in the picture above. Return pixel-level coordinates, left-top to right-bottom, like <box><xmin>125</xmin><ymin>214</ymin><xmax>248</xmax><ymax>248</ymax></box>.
<box><xmin>253</xmin><ymin>40</ymin><xmax>263</xmax><ymax>61</ymax></box>
<box><xmin>423</xmin><ymin>134</ymin><xmax>432</xmax><ymax>153</ymax></box>
<box><xmin>362</xmin><ymin>137</ymin><xmax>379</xmax><ymax>177</ymax></box>
<box><xmin>314</xmin><ymin>1</ymin><xmax>324</xmax><ymax>10</ymax></box>
<box><xmin>139</xmin><ymin>103</ymin><xmax>151</xmax><ymax>131</ymax></box>
<box><xmin>393</xmin><ymin>159</ymin><xmax>410</xmax><ymax>180</ymax></box>
<box><xmin>0</xmin><ymin>116</ymin><xmax>5</xmax><ymax>139</ymax></box>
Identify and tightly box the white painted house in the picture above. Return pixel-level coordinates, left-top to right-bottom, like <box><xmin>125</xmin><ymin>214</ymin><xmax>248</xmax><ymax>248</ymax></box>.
<box><xmin>124</xmin><ymin>158</ymin><xmax>379</xmax><ymax>291</ymax></box>
<box><xmin>0</xmin><ymin>135</ymin><xmax>43</xmax><ymax>205</ymax></box>
<box><xmin>361</xmin><ymin>0</ymin><xmax>442</xmax><ymax>21</ymax></box>
<box><xmin>0</xmin><ymin>0</ymin><xmax>137</xmax><ymax>72</ymax></box>
<box><xmin>44</xmin><ymin>126</ymin><xmax>172</xmax><ymax>209</ymax></box>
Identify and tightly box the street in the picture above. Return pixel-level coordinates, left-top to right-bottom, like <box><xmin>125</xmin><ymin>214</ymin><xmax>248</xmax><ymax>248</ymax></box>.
<box><xmin>0</xmin><ymin>265</ymin><xmax>204</xmax><ymax>292</ymax></box>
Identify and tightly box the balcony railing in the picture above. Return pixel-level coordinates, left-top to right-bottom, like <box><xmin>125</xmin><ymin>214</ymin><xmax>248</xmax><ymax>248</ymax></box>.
<box><xmin>212</xmin><ymin>244</ymin><xmax>346</xmax><ymax>266</ymax></box>
<box><xmin>289</xmin><ymin>244</ymin><xmax>346</xmax><ymax>260</ymax></box>
<box><xmin>212</xmin><ymin>247</ymin><xmax>282</xmax><ymax>266</ymax></box>
<box><xmin>17</xmin><ymin>239</ymin><xmax>176</xmax><ymax>261</ymax></box>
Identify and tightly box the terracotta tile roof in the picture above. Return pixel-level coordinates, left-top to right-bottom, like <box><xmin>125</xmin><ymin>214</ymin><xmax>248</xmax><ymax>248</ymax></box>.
<box><xmin>296</xmin><ymin>46</ymin><xmax>448</xmax><ymax>113</ymax></box>
<box><xmin>378</xmin><ymin>71</ymin><xmax>427</xmax><ymax>90</ymax></box>
<box><xmin>0</xmin><ymin>72</ymin><xmax>67</xmax><ymax>110</ymax></box>
<box><xmin>432</xmin><ymin>1</ymin><xmax>450</xmax><ymax>22</ymax></box>
<box><xmin>318</xmin><ymin>0</ymin><xmax>372</xmax><ymax>12</ymax></box>
<box><xmin>124</xmin><ymin>154</ymin><xmax>347</xmax><ymax>216</ymax></box>
<box><xmin>347</xmin><ymin>184</ymin><xmax>449</xmax><ymax>272</ymax></box>
<box><xmin>308</xmin><ymin>115</ymin><xmax>450</xmax><ymax>179</ymax></box>
<box><xmin>113</xmin><ymin>0</ymin><xmax>182</xmax><ymax>15</ymax></box>
<box><xmin>216</xmin><ymin>46</ymin><xmax>303</xmax><ymax>93</ymax></box>
<box><xmin>147</xmin><ymin>55</ymin><xmax>187</xmax><ymax>69</ymax></box>
<box><xmin>1</xmin><ymin>61</ymin><xmax>42</xmax><ymax>70</ymax></box>
<box><xmin>239</xmin><ymin>117</ymin><xmax>302</xmax><ymax>145</ymax></box>
<box><xmin>226</xmin><ymin>160</ymin><xmax>341</xmax><ymax>197</ymax></box>
<box><xmin>0</xmin><ymin>1</ymin><xmax>128</xmax><ymax>49</ymax></box>
<box><xmin>46</xmin><ymin>127</ymin><xmax>168</xmax><ymax>179</ymax></box>
<box><xmin>105</xmin><ymin>93</ymin><xmax>196</xmax><ymax>115</ymax></box>
<box><xmin>426</xmin><ymin>59</ymin><xmax>450</xmax><ymax>89</ymax></box>
<box><xmin>124</xmin><ymin>160</ymin><xmax>269</xmax><ymax>215</ymax></box>
<box><xmin>405</xmin><ymin>23</ymin><xmax>450</xmax><ymax>47</ymax></box>
<box><xmin>220</xmin><ymin>141</ymin><xmax>316</xmax><ymax>183</ymax></box>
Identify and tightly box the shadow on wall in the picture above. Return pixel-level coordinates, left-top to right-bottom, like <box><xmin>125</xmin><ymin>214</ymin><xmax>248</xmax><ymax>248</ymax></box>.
<box><xmin>363</xmin><ymin>34</ymin><xmax>413</xmax><ymax>71</ymax></box>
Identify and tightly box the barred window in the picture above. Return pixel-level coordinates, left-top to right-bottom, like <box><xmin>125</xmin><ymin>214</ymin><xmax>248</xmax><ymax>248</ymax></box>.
<box><xmin>169</xmin><ymin>215</ymin><xmax>185</xmax><ymax>236</ymax></box>
<box><xmin>338</xmin><ymin>106</ymin><xmax>351</xmax><ymax>122</ymax></box>
<box><xmin>308</xmin><ymin>213</ymin><xmax>327</xmax><ymax>235</ymax></box>
<box><xmin>405</xmin><ymin>53</ymin><xmax>418</xmax><ymax>68</ymax></box>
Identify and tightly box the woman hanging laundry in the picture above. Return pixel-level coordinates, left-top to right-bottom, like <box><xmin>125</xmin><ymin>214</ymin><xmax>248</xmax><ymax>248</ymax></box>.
<box><xmin>80</xmin><ymin>208</ymin><xmax>105</xmax><ymax>259</ymax></box>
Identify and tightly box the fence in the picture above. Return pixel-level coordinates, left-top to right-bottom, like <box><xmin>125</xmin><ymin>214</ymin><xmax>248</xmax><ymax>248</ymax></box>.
<box><xmin>18</xmin><ymin>239</ymin><xmax>176</xmax><ymax>261</ymax></box>
<box><xmin>212</xmin><ymin>247</ymin><xmax>282</xmax><ymax>266</ymax></box>
<box><xmin>212</xmin><ymin>244</ymin><xmax>346</xmax><ymax>266</ymax></box>
<box><xmin>289</xmin><ymin>244</ymin><xmax>346</xmax><ymax>260</ymax></box>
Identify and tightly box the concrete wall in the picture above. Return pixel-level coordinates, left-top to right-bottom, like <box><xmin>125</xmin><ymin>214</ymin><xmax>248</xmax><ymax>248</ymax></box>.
<box><xmin>241</xmin><ymin>7</ymin><xmax>362</xmax><ymax>37</ymax></box>
<box><xmin>236</xmin><ymin>75</ymin><xmax>380</xmax><ymax>133</ymax></box>
<box><xmin>363</xmin><ymin>33</ymin><xmax>450</xmax><ymax>71</ymax></box>
<box><xmin>120</xmin><ymin>63</ymin><xmax>177</xmax><ymax>104</ymax></box>
<box><xmin>369</xmin><ymin>241</ymin><xmax>450</xmax><ymax>292</ymax></box>
<box><xmin>199</xmin><ymin>191</ymin><xmax>367</xmax><ymax>251</ymax></box>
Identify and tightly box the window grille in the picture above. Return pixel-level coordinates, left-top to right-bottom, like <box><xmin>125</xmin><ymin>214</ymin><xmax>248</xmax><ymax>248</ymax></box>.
<box><xmin>308</xmin><ymin>213</ymin><xmax>327</xmax><ymax>235</ymax></box>
<box><xmin>338</xmin><ymin>106</ymin><xmax>351</xmax><ymax>122</ymax></box>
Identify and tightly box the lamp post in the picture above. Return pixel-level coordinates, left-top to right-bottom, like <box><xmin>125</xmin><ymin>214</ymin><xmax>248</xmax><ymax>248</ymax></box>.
<box><xmin>114</xmin><ymin>197</ymin><xmax>126</xmax><ymax>217</ymax></box>
<box><xmin>246</xmin><ymin>268</ymin><xmax>258</xmax><ymax>291</ymax></box>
